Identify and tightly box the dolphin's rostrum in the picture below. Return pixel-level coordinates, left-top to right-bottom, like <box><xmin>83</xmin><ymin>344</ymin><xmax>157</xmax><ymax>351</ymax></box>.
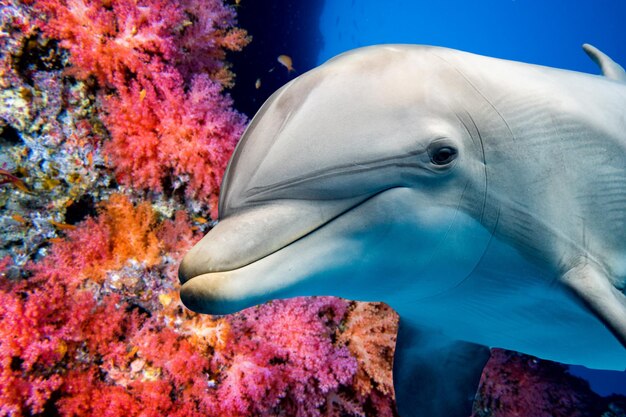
<box><xmin>179</xmin><ymin>44</ymin><xmax>626</xmax><ymax>416</ymax></box>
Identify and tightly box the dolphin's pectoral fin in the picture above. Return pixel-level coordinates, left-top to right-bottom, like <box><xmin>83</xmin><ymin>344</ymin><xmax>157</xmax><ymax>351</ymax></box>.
<box><xmin>393</xmin><ymin>320</ymin><xmax>490</xmax><ymax>417</ymax></box>
<box><xmin>582</xmin><ymin>43</ymin><xmax>626</xmax><ymax>82</ymax></box>
<box><xmin>561</xmin><ymin>260</ymin><xmax>626</xmax><ymax>348</ymax></box>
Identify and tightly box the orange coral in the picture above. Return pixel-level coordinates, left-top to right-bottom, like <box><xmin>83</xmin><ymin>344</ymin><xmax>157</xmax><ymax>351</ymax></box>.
<box><xmin>157</xmin><ymin>288</ymin><xmax>231</xmax><ymax>352</ymax></box>
<box><xmin>101</xmin><ymin>194</ymin><xmax>162</xmax><ymax>267</ymax></box>
<box><xmin>79</xmin><ymin>194</ymin><xmax>161</xmax><ymax>282</ymax></box>
<box><xmin>338</xmin><ymin>302</ymin><xmax>398</xmax><ymax>396</ymax></box>
<box><xmin>36</xmin><ymin>194</ymin><xmax>190</xmax><ymax>285</ymax></box>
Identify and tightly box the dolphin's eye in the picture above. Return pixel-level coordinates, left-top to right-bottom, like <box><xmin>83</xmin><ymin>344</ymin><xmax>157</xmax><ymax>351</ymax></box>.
<box><xmin>430</xmin><ymin>145</ymin><xmax>458</xmax><ymax>165</ymax></box>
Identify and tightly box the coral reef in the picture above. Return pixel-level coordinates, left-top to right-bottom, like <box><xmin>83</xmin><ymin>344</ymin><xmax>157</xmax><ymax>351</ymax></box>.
<box><xmin>0</xmin><ymin>0</ymin><xmax>111</xmax><ymax>271</ymax></box>
<box><xmin>0</xmin><ymin>0</ymin><xmax>391</xmax><ymax>414</ymax></box>
<box><xmin>0</xmin><ymin>195</ymin><xmax>398</xmax><ymax>416</ymax></box>
<box><xmin>0</xmin><ymin>0</ymin><xmax>249</xmax><ymax>274</ymax></box>
<box><xmin>31</xmin><ymin>0</ymin><xmax>250</xmax><ymax>218</ymax></box>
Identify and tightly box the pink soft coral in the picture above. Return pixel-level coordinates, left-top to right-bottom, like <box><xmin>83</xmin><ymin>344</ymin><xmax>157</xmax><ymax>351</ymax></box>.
<box><xmin>32</xmin><ymin>0</ymin><xmax>246</xmax><ymax>88</ymax></box>
<box><xmin>214</xmin><ymin>297</ymin><xmax>358</xmax><ymax>417</ymax></box>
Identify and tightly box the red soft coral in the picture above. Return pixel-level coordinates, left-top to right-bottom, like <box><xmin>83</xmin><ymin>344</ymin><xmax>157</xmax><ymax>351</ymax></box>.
<box><xmin>32</xmin><ymin>0</ymin><xmax>250</xmax><ymax>217</ymax></box>
<box><xmin>0</xmin><ymin>264</ymin><xmax>136</xmax><ymax>415</ymax></box>
<box><xmin>34</xmin><ymin>0</ymin><xmax>182</xmax><ymax>86</ymax></box>
<box><xmin>173</xmin><ymin>0</ymin><xmax>250</xmax><ymax>85</ymax></box>
<box><xmin>0</xmin><ymin>196</ymin><xmax>196</xmax><ymax>416</ymax></box>
<box><xmin>102</xmin><ymin>73</ymin><xmax>245</xmax><ymax>217</ymax></box>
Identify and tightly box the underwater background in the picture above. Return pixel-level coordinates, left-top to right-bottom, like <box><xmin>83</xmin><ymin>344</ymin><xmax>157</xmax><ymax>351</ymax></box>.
<box><xmin>0</xmin><ymin>0</ymin><xmax>625</xmax><ymax>416</ymax></box>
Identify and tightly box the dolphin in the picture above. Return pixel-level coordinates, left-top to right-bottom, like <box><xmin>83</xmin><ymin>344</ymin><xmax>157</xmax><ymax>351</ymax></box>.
<box><xmin>178</xmin><ymin>44</ymin><xmax>626</xmax><ymax>416</ymax></box>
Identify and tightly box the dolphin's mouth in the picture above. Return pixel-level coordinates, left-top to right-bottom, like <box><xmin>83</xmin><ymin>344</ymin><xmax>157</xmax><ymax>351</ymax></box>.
<box><xmin>179</xmin><ymin>219</ymin><xmax>321</xmax><ymax>285</ymax></box>
<box><xmin>179</xmin><ymin>187</ymin><xmax>414</xmax><ymax>315</ymax></box>
<box><xmin>179</xmin><ymin>195</ymin><xmax>372</xmax><ymax>282</ymax></box>
<box><xmin>177</xmin><ymin>193</ymin><xmax>383</xmax><ymax>313</ymax></box>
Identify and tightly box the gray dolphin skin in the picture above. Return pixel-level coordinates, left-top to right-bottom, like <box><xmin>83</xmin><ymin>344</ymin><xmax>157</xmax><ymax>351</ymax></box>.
<box><xmin>179</xmin><ymin>44</ymin><xmax>626</xmax><ymax>416</ymax></box>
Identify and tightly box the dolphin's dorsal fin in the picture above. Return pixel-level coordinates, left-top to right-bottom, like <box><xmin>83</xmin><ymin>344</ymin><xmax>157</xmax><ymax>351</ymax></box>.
<box><xmin>582</xmin><ymin>43</ymin><xmax>626</xmax><ymax>82</ymax></box>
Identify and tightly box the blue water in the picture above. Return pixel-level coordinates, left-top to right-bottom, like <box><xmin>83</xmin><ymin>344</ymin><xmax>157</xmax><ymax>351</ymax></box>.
<box><xmin>231</xmin><ymin>0</ymin><xmax>626</xmax><ymax>116</ymax></box>
<box><xmin>230</xmin><ymin>0</ymin><xmax>626</xmax><ymax>397</ymax></box>
<box><xmin>317</xmin><ymin>0</ymin><xmax>626</xmax><ymax>73</ymax></box>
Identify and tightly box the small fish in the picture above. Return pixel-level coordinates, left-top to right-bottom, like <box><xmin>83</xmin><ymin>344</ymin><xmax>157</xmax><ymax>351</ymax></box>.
<box><xmin>126</xmin><ymin>345</ymin><xmax>139</xmax><ymax>359</ymax></box>
<box><xmin>48</xmin><ymin>237</ymin><xmax>65</xmax><ymax>244</ymax></box>
<box><xmin>0</xmin><ymin>168</ymin><xmax>31</xmax><ymax>194</ymax></box>
<box><xmin>11</xmin><ymin>214</ymin><xmax>27</xmax><ymax>224</ymax></box>
<box><xmin>49</xmin><ymin>220</ymin><xmax>77</xmax><ymax>231</ymax></box>
<box><xmin>193</xmin><ymin>216</ymin><xmax>209</xmax><ymax>224</ymax></box>
<box><xmin>277</xmin><ymin>54</ymin><xmax>295</xmax><ymax>73</ymax></box>
<box><xmin>255</xmin><ymin>78</ymin><xmax>261</xmax><ymax>89</ymax></box>
<box><xmin>139</xmin><ymin>89</ymin><xmax>146</xmax><ymax>101</ymax></box>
